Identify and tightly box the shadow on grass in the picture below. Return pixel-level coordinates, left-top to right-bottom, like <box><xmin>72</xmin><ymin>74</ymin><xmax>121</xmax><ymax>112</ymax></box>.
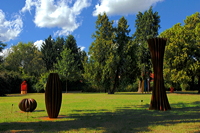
<box><xmin>0</xmin><ymin>102</ymin><xmax>200</xmax><ymax>133</ymax></box>
<box><xmin>114</xmin><ymin>92</ymin><xmax>152</xmax><ymax>95</ymax></box>
<box><xmin>172</xmin><ymin>91</ymin><xmax>199</xmax><ymax>95</ymax></box>
<box><xmin>115</xmin><ymin>91</ymin><xmax>200</xmax><ymax>95</ymax></box>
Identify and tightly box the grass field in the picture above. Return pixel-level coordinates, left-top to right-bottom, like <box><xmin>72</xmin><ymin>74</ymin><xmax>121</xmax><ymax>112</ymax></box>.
<box><xmin>0</xmin><ymin>91</ymin><xmax>200</xmax><ymax>133</ymax></box>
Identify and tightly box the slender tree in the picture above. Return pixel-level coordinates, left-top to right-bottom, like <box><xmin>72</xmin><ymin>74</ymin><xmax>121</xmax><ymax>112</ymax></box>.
<box><xmin>41</xmin><ymin>35</ymin><xmax>65</xmax><ymax>71</ymax></box>
<box><xmin>112</xmin><ymin>16</ymin><xmax>138</xmax><ymax>93</ymax></box>
<box><xmin>55</xmin><ymin>35</ymin><xmax>83</xmax><ymax>92</ymax></box>
<box><xmin>41</xmin><ymin>35</ymin><xmax>55</xmax><ymax>71</ymax></box>
<box><xmin>133</xmin><ymin>6</ymin><xmax>160</xmax><ymax>92</ymax></box>
<box><xmin>54</xmin><ymin>36</ymin><xmax>65</xmax><ymax>61</ymax></box>
<box><xmin>55</xmin><ymin>47</ymin><xmax>80</xmax><ymax>92</ymax></box>
<box><xmin>84</xmin><ymin>13</ymin><xmax>115</xmax><ymax>93</ymax></box>
<box><xmin>64</xmin><ymin>35</ymin><xmax>83</xmax><ymax>72</ymax></box>
<box><xmin>85</xmin><ymin>14</ymin><xmax>136</xmax><ymax>94</ymax></box>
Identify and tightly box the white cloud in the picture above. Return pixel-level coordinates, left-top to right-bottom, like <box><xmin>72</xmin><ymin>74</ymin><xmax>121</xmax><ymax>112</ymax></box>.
<box><xmin>113</xmin><ymin>20</ymin><xmax>119</xmax><ymax>26</ymax></box>
<box><xmin>79</xmin><ymin>46</ymin><xmax>85</xmax><ymax>51</ymax></box>
<box><xmin>21</xmin><ymin>0</ymin><xmax>91</xmax><ymax>36</ymax></box>
<box><xmin>34</xmin><ymin>40</ymin><xmax>44</xmax><ymax>50</ymax></box>
<box><xmin>0</xmin><ymin>48</ymin><xmax>11</xmax><ymax>58</ymax></box>
<box><xmin>0</xmin><ymin>10</ymin><xmax>23</xmax><ymax>42</ymax></box>
<box><xmin>93</xmin><ymin>0</ymin><xmax>164</xmax><ymax>16</ymax></box>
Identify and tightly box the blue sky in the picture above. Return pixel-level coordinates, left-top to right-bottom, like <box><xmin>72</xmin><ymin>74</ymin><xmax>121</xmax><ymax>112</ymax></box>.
<box><xmin>0</xmin><ymin>0</ymin><xmax>200</xmax><ymax>53</ymax></box>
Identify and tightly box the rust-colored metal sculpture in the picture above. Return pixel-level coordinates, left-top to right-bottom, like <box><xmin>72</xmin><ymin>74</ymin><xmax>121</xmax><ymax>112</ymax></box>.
<box><xmin>147</xmin><ymin>38</ymin><xmax>171</xmax><ymax>111</ymax></box>
<box><xmin>18</xmin><ymin>98</ymin><xmax>37</xmax><ymax>112</ymax></box>
<box><xmin>21</xmin><ymin>81</ymin><xmax>27</xmax><ymax>94</ymax></box>
<box><xmin>45</xmin><ymin>73</ymin><xmax>62</xmax><ymax>118</ymax></box>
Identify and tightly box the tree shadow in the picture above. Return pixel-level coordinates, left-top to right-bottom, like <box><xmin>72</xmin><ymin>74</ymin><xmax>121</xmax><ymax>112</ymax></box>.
<box><xmin>0</xmin><ymin>101</ymin><xmax>200</xmax><ymax>133</ymax></box>
<box><xmin>114</xmin><ymin>92</ymin><xmax>152</xmax><ymax>95</ymax></box>
<box><xmin>171</xmin><ymin>91</ymin><xmax>199</xmax><ymax>95</ymax></box>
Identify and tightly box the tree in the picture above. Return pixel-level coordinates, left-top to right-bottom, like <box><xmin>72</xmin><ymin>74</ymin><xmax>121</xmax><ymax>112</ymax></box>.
<box><xmin>4</xmin><ymin>42</ymin><xmax>45</xmax><ymax>77</ymax></box>
<box><xmin>112</xmin><ymin>16</ymin><xmax>138</xmax><ymax>92</ymax></box>
<box><xmin>133</xmin><ymin>6</ymin><xmax>161</xmax><ymax>92</ymax></box>
<box><xmin>64</xmin><ymin>35</ymin><xmax>83</xmax><ymax>72</ymax></box>
<box><xmin>55</xmin><ymin>35</ymin><xmax>83</xmax><ymax>92</ymax></box>
<box><xmin>55</xmin><ymin>47</ymin><xmax>80</xmax><ymax>92</ymax></box>
<box><xmin>85</xmin><ymin>14</ymin><xmax>136</xmax><ymax>94</ymax></box>
<box><xmin>41</xmin><ymin>35</ymin><xmax>65</xmax><ymax>71</ymax></box>
<box><xmin>160</xmin><ymin>12</ymin><xmax>200</xmax><ymax>92</ymax></box>
<box><xmin>84</xmin><ymin>13</ymin><xmax>115</xmax><ymax>93</ymax></box>
<box><xmin>0</xmin><ymin>41</ymin><xmax>6</xmax><ymax>63</ymax></box>
<box><xmin>54</xmin><ymin>36</ymin><xmax>65</xmax><ymax>61</ymax></box>
<box><xmin>41</xmin><ymin>35</ymin><xmax>55</xmax><ymax>71</ymax></box>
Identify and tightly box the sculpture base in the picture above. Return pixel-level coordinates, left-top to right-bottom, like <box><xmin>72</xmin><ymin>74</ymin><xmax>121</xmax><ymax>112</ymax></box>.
<box><xmin>21</xmin><ymin>91</ymin><xmax>27</xmax><ymax>94</ymax></box>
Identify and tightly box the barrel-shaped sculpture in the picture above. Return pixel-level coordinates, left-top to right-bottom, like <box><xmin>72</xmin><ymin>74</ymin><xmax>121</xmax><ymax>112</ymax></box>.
<box><xmin>18</xmin><ymin>98</ymin><xmax>37</xmax><ymax>112</ymax></box>
<box><xmin>45</xmin><ymin>73</ymin><xmax>62</xmax><ymax>118</ymax></box>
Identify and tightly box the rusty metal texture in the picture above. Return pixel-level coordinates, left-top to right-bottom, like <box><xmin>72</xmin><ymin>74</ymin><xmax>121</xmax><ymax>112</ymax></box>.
<box><xmin>147</xmin><ymin>38</ymin><xmax>171</xmax><ymax>111</ymax></box>
<box><xmin>45</xmin><ymin>73</ymin><xmax>62</xmax><ymax>118</ymax></box>
<box><xmin>18</xmin><ymin>98</ymin><xmax>37</xmax><ymax>112</ymax></box>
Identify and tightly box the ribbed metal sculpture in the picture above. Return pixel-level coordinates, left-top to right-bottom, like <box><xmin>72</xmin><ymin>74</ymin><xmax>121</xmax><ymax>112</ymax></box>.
<box><xmin>147</xmin><ymin>38</ymin><xmax>171</xmax><ymax>111</ymax></box>
<box><xmin>45</xmin><ymin>73</ymin><xmax>62</xmax><ymax>118</ymax></box>
<box><xmin>19</xmin><ymin>98</ymin><xmax>37</xmax><ymax>112</ymax></box>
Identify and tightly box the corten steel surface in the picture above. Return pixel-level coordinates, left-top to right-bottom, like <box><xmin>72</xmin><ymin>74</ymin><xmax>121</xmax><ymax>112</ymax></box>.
<box><xmin>147</xmin><ymin>38</ymin><xmax>171</xmax><ymax>111</ymax></box>
<box><xmin>18</xmin><ymin>98</ymin><xmax>37</xmax><ymax>112</ymax></box>
<box><xmin>21</xmin><ymin>81</ymin><xmax>27</xmax><ymax>94</ymax></box>
<box><xmin>45</xmin><ymin>73</ymin><xmax>62</xmax><ymax>118</ymax></box>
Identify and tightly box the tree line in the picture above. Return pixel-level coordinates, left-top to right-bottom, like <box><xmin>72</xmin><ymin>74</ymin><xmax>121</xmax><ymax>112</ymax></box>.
<box><xmin>0</xmin><ymin>7</ymin><xmax>199</xmax><ymax>95</ymax></box>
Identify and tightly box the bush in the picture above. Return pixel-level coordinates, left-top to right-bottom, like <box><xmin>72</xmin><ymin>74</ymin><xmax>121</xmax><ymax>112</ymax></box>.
<box><xmin>21</xmin><ymin>75</ymin><xmax>38</xmax><ymax>93</ymax></box>
<box><xmin>0</xmin><ymin>77</ymin><xmax>8</xmax><ymax>96</ymax></box>
<box><xmin>0</xmin><ymin>71</ymin><xmax>22</xmax><ymax>95</ymax></box>
<box><xmin>34</xmin><ymin>72</ymin><xmax>49</xmax><ymax>93</ymax></box>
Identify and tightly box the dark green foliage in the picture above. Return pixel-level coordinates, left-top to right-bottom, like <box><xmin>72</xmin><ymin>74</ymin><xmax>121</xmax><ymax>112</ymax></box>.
<box><xmin>160</xmin><ymin>12</ymin><xmax>200</xmax><ymax>91</ymax></box>
<box><xmin>0</xmin><ymin>71</ymin><xmax>22</xmax><ymax>95</ymax></box>
<box><xmin>41</xmin><ymin>36</ymin><xmax>56</xmax><ymax>71</ymax></box>
<box><xmin>54</xmin><ymin>36</ymin><xmax>65</xmax><ymax>61</ymax></box>
<box><xmin>133</xmin><ymin>6</ymin><xmax>161</xmax><ymax>80</ymax></box>
<box><xmin>4</xmin><ymin>42</ymin><xmax>45</xmax><ymax>77</ymax></box>
<box><xmin>55</xmin><ymin>35</ymin><xmax>84</xmax><ymax>92</ymax></box>
<box><xmin>84</xmin><ymin>13</ymin><xmax>137</xmax><ymax>94</ymax></box>
<box><xmin>41</xmin><ymin>36</ymin><xmax>65</xmax><ymax>71</ymax></box>
<box><xmin>84</xmin><ymin>13</ymin><xmax>115</xmax><ymax>93</ymax></box>
<box><xmin>64</xmin><ymin>35</ymin><xmax>84</xmax><ymax>72</ymax></box>
<box><xmin>0</xmin><ymin>76</ymin><xmax>8</xmax><ymax>96</ymax></box>
<box><xmin>0</xmin><ymin>41</ymin><xmax>6</xmax><ymax>63</ymax></box>
<box><xmin>34</xmin><ymin>71</ymin><xmax>51</xmax><ymax>93</ymax></box>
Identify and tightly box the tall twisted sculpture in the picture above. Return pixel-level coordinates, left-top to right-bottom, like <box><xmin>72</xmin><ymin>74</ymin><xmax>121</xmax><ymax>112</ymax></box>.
<box><xmin>45</xmin><ymin>73</ymin><xmax>62</xmax><ymax>118</ymax></box>
<box><xmin>147</xmin><ymin>38</ymin><xmax>171</xmax><ymax>111</ymax></box>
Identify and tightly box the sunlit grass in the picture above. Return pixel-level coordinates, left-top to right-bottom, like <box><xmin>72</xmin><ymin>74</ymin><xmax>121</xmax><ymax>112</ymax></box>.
<box><xmin>0</xmin><ymin>91</ymin><xmax>200</xmax><ymax>133</ymax></box>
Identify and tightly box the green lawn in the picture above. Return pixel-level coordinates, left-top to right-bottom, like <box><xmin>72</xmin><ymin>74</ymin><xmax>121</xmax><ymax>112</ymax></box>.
<box><xmin>0</xmin><ymin>92</ymin><xmax>200</xmax><ymax>133</ymax></box>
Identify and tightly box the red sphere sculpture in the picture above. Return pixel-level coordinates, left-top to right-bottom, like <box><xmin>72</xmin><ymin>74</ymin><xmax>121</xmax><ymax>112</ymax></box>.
<box><xmin>19</xmin><ymin>98</ymin><xmax>37</xmax><ymax>112</ymax></box>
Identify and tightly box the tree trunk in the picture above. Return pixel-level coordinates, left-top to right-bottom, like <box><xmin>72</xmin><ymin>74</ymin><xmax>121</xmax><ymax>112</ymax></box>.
<box><xmin>147</xmin><ymin>38</ymin><xmax>171</xmax><ymax>111</ymax></box>
<box><xmin>109</xmin><ymin>70</ymin><xmax>119</xmax><ymax>94</ymax></box>
<box><xmin>197</xmin><ymin>75</ymin><xmax>200</xmax><ymax>94</ymax></box>
<box><xmin>108</xmin><ymin>90</ymin><xmax>115</xmax><ymax>94</ymax></box>
<box><xmin>189</xmin><ymin>76</ymin><xmax>195</xmax><ymax>90</ymax></box>
<box><xmin>66</xmin><ymin>80</ymin><xmax>68</xmax><ymax>93</ymax></box>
